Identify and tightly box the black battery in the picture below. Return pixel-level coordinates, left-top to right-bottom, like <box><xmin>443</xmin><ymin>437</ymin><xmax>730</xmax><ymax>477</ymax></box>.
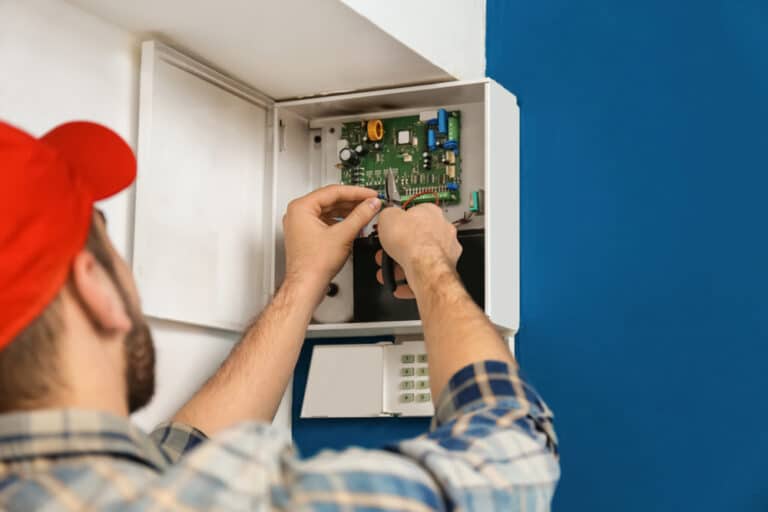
<box><xmin>352</xmin><ymin>229</ymin><xmax>485</xmax><ymax>322</ymax></box>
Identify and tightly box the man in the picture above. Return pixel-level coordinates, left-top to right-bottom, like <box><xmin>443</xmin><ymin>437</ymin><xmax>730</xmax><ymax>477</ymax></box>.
<box><xmin>0</xmin><ymin>120</ymin><xmax>559</xmax><ymax>510</ymax></box>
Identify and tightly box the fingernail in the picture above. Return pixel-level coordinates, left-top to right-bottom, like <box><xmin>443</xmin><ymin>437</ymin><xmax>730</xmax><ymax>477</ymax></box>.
<box><xmin>368</xmin><ymin>198</ymin><xmax>381</xmax><ymax>210</ymax></box>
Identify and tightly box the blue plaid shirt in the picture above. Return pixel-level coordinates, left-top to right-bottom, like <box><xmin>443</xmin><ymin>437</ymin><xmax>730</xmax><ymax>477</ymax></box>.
<box><xmin>0</xmin><ymin>361</ymin><xmax>559</xmax><ymax>511</ymax></box>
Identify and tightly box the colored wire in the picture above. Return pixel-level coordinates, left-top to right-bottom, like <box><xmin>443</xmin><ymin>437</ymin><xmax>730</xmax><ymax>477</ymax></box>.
<box><xmin>402</xmin><ymin>190</ymin><xmax>441</xmax><ymax>209</ymax></box>
<box><xmin>452</xmin><ymin>211</ymin><xmax>475</xmax><ymax>226</ymax></box>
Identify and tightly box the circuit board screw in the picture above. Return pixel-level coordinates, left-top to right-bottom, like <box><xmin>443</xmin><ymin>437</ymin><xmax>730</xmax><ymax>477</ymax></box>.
<box><xmin>314</xmin><ymin>135</ymin><xmax>322</xmax><ymax>144</ymax></box>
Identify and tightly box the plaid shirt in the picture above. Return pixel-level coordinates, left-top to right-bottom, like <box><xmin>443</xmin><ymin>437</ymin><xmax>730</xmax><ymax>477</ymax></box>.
<box><xmin>0</xmin><ymin>361</ymin><xmax>559</xmax><ymax>511</ymax></box>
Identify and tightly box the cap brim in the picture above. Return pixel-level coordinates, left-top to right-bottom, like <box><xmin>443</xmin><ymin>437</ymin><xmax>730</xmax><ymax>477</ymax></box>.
<box><xmin>41</xmin><ymin>121</ymin><xmax>136</xmax><ymax>200</ymax></box>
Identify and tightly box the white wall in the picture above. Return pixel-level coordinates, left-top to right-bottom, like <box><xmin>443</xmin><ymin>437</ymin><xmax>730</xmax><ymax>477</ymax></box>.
<box><xmin>341</xmin><ymin>0</ymin><xmax>486</xmax><ymax>80</ymax></box>
<box><xmin>0</xmin><ymin>0</ymin><xmax>265</xmax><ymax>432</ymax></box>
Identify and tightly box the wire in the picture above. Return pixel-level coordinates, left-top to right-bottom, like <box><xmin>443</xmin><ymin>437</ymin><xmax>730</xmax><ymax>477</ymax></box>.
<box><xmin>402</xmin><ymin>190</ymin><xmax>441</xmax><ymax>209</ymax></box>
<box><xmin>452</xmin><ymin>211</ymin><xmax>475</xmax><ymax>226</ymax></box>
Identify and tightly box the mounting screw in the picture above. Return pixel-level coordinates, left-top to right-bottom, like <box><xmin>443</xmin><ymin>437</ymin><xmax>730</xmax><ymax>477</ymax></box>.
<box><xmin>326</xmin><ymin>282</ymin><xmax>339</xmax><ymax>297</ymax></box>
<box><xmin>329</xmin><ymin>127</ymin><xmax>335</xmax><ymax>134</ymax></box>
<box><xmin>313</xmin><ymin>135</ymin><xmax>322</xmax><ymax>144</ymax></box>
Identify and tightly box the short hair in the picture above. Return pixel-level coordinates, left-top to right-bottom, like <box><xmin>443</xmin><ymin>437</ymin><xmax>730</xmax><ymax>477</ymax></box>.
<box><xmin>0</xmin><ymin>213</ymin><xmax>116</xmax><ymax>412</ymax></box>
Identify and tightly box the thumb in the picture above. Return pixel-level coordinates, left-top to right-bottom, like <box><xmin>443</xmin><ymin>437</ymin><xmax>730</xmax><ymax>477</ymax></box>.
<box><xmin>333</xmin><ymin>197</ymin><xmax>381</xmax><ymax>240</ymax></box>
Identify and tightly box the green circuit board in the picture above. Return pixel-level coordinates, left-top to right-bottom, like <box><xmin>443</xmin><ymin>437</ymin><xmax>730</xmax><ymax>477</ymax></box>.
<box><xmin>339</xmin><ymin>110</ymin><xmax>461</xmax><ymax>205</ymax></box>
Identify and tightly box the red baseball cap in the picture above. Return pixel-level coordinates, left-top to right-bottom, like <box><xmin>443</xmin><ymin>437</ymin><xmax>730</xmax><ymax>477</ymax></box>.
<box><xmin>0</xmin><ymin>121</ymin><xmax>136</xmax><ymax>350</ymax></box>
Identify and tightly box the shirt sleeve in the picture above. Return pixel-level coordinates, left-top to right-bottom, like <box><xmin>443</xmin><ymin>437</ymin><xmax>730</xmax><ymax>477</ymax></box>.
<box><xmin>146</xmin><ymin>360</ymin><xmax>559</xmax><ymax>511</ymax></box>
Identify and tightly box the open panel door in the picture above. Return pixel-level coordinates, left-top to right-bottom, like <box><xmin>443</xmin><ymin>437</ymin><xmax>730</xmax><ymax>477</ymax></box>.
<box><xmin>133</xmin><ymin>42</ymin><xmax>275</xmax><ymax>331</ymax></box>
<box><xmin>485</xmin><ymin>80</ymin><xmax>520</xmax><ymax>333</ymax></box>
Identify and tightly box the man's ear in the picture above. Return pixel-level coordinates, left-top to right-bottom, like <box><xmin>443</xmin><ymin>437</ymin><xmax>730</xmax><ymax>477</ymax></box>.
<box><xmin>71</xmin><ymin>249</ymin><xmax>132</xmax><ymax>333</ymax></box>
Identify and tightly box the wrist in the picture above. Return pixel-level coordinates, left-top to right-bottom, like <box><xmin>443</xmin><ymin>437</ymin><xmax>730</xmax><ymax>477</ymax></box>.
<box><xmin>404</xmin><ymin>251</ymin><xmax>457</xmax><ymax>294</ymax></box>
<box><xmin>280</xmin><ymin>270</ymin><xmax>327</xmax><ymax>307</ymax></box>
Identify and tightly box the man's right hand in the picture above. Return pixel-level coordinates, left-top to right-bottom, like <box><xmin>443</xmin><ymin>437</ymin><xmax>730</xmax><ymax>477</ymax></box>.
<box><xmin>376</xmin><ymin>204</ymin><xmax>463</xmax><ymax>297</ymax></box>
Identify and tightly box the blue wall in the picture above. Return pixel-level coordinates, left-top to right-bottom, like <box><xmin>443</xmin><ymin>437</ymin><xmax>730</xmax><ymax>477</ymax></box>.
<box><xmin>486</xmin><ymin>1</ymin><xmax>768</xmax><ymax>510</ymax></box>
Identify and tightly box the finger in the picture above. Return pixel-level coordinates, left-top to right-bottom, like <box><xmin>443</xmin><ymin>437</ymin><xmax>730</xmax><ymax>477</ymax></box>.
<box><xmin>394</xmin><ymin>285</ymin><xmax>415</xmax><ymax>300</ymax></box>
<box><xmin>321</xmin><ymin>201</ymin><xmax>364</xmax><ymax>219</ymax></box>
<box><xmin>375</xmin><ymin>250</ymin><xmax>382</xmax><ymax>266</ymax></box>
<box><xmin>375</xmin><ymin>265</ymin><xmax>406</xmax><ymax>283</ymax></box>
<box><xmin>331</xmin><ymin>197</ymin><xmax>382</xmax><ymax>240</ymax></box>
<box><xmin>292</xmin><ymin>185</ymin><xmax>378</xmax><ymax>213</ymax></box>
<box><xmin>375</xmin><ymin>270</ymin><xmax>415</xmax><ymax>299</ymax></box>
<box><xmin>319</xmin><ymin>215</ymin><xmax>342</xmax><ymax>226</ymax></box>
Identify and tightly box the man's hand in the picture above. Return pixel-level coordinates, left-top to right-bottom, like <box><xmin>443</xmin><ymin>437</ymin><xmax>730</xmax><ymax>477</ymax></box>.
<box><xmin>283</xmin><ymin>185</ymin><xmax>381</xmax><ymax>298</ymax></box>
<box><xmin>376</xmin><ymin>203</ymin><xmax>514</xmax><ymax>400</ymax></box>
<box><xmin>376</xmin><ymin>204</ymin><xmax>462</xmax><ymax>298</ymax></box>
<box><xmin>173</xmin><ymin>185</ymin><xmax>379</xmax><ymax>434</ymax></box>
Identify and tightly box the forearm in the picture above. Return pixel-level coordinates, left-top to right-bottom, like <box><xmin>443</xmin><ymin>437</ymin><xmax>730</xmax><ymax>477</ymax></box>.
<box><xmin>409</xmin><ymin>255</ymin><xmax>516</xmax><ymax>400</ymax></box>
<box><xmin>172</xmin><ymin>275</ymin><xmax>323</xmax><ymax>435</ymax></box>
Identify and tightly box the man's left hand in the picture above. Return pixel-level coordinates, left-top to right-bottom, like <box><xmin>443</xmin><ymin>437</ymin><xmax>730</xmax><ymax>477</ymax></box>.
<box><xmin>282</xmin><ymin>185</ymin><xmax>380</xmax><ymax>300</ymax></box>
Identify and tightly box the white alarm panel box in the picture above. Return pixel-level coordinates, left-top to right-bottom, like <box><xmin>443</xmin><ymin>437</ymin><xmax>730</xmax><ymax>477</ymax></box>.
<box><xmin>131</xmin><ymin>41</ymin><xmax>519</xmax><ymax>339</ymax></box>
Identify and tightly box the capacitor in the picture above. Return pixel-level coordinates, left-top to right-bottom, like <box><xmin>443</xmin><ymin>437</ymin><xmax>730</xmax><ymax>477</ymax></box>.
<box><xmin>444</xmin><ymin>115</ymin><xmax>459</xmax><ymax>150</ymax></box>
<box><xmin>339</xmin><ymin>147</ymin><xmax>359</xmax><ymax>167</ymax></box>
<box><xmin>437</xmin><ymin>108</ymin><xmax>448</xmax><ymax>135</ymax></box>
<box><xmin>427</xmin><ymin>128</ymin><xmax>437</xmax><ymax>151</ymax></box>
<box><xmin>447</xmin><ymin>181</ymin><xmax>459</xmax><ymax>191</ymax></box>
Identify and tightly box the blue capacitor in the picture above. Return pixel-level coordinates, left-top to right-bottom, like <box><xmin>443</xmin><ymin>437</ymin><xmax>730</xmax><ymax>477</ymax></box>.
<box><xmin>427</xmin><ymin>128</ymin><xmax>437</xmax><ymax>151</ymax></box>
<box><xmin>437</xmin><ymin>108</ymin><xmax>448</xmax><ymax>134</ymax></box>
<box><xmin>443</xmin><ymin>140</ymin><xmax>458</xmax><ymax>151</ymax></box>
<box><xmin>446</xmin><ymin>182</ymin><xmax>459</xmax><ymax>191</ymax></box>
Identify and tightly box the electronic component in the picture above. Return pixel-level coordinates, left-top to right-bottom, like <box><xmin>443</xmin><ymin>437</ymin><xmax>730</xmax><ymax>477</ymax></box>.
<box><xmin>339</xmin><ymin>110</ymin><xmax>462</xmax><ymax>204</ymax></box>
<box><xmin>444</xmin><ymin>113</ymin><xmax>459</xmax><ymax>150</ymax></box>
<box><xmin>437</xmin><ymin>108</ymin><xmax>448</xmax><ymax>135</ymax></box>
<box><xmin>366</xmin><ymin>119</ymin><xmax>384</xmax><ymax>141</ymax></box>
<box><xmin>470</xmin><ymin>189</ymin><xmax>485</xmax><ymax>214</ymax></box>
<box><xmin>422</xmin><ymin>151</ymin><xmax>431</xmax><ymax>170</ymax></box>
<box><xmin>339</xmin><ymin>147</ymin><xmax>359</xmax><ymax>167</ymax></box>
<box><xmin>427</xmin><ymin>128</ymin><xmax>436</xmax><ymax>151</ymax></box>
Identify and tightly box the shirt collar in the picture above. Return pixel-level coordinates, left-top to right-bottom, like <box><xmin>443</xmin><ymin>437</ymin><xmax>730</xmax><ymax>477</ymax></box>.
<box><xmin>0</xmin><ymin>408</ymin><xmax>170</xmax><ymax>471</ymax></box>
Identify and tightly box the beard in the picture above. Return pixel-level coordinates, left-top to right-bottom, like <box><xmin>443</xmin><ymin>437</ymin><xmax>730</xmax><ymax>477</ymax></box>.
<box><xmin>124</xmin><ymin>312</ymin><xmax>155</xmax><ymax>413</ymax></box>
<box><xmin>109</xmin><ymin>275</ymin><xmax>156</xmax><ymax>413</ymax></box>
